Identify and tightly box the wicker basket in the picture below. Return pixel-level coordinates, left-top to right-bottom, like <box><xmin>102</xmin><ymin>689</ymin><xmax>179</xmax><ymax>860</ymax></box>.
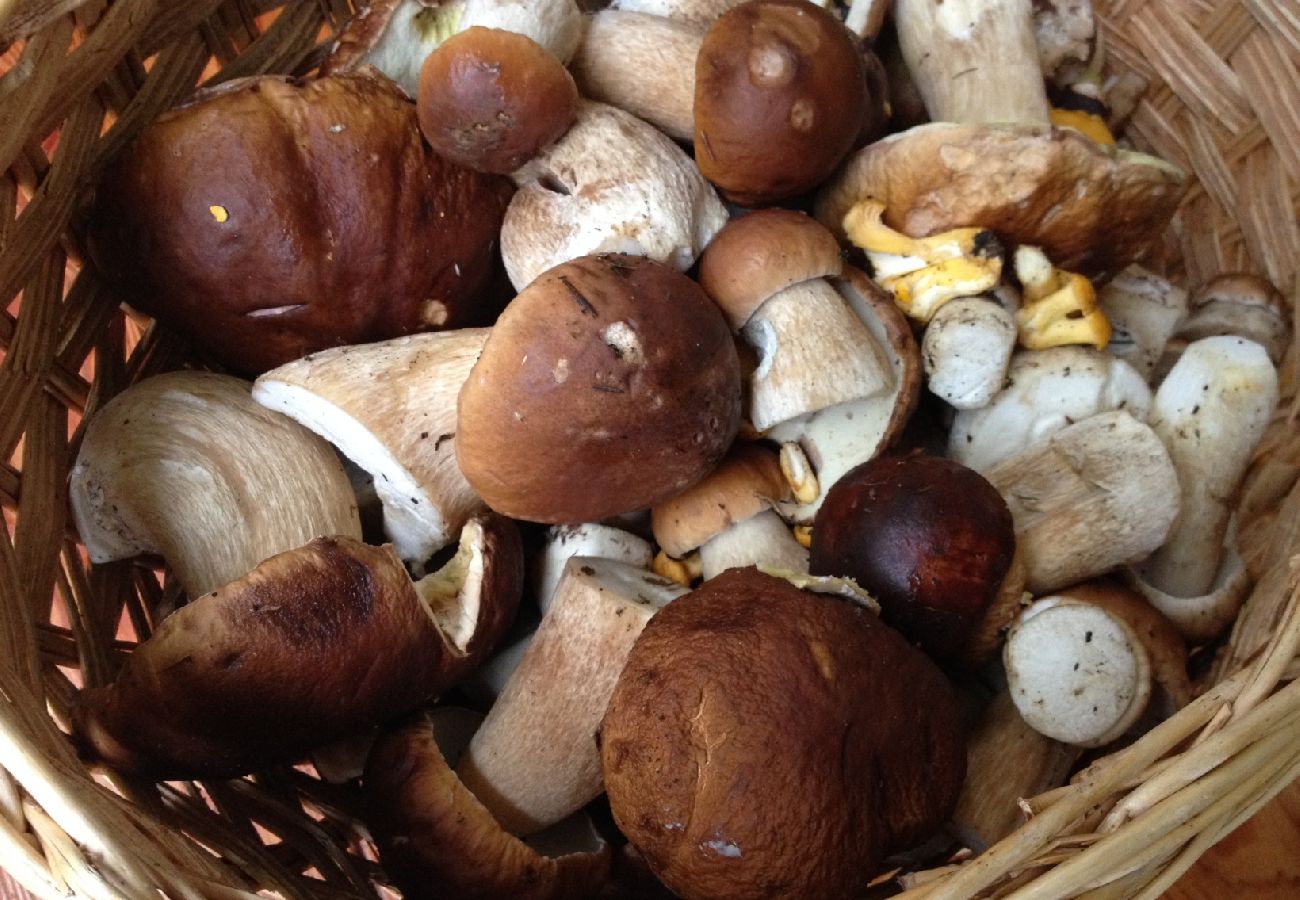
<box><xmin>0</xmin><ymin>1</ymin><xmax>1296</xmax><ymax>897</ymax></box>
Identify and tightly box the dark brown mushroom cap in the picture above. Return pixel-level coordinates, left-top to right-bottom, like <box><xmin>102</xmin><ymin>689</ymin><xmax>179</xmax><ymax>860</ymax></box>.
<box><xmin>456</xmin><ymin>253</ymin><xmax>742</xmax><ymax>524</ymax></box>
<box><xmin>810</xmin><ymin>454</ymin><xmax>1016</xmax><ymax>660</ymax></box>
<box><xmin>815</xmin><ymin>122</ymin><xmax>1186</xmax><ymax>279</ymax></box>
<box><xmin>73</xmin><ymin>518</ymin><xmax>522</xmax><ymax>780</ymax></box>
<box><xmin>365</xmin><ymin>712</ymin><xmax>611</xmax><ymax>900</ymax></box>
<box><xmin>600</xmin><ymin>568</ymin><xmax>965</xmax><ymax>900</ymax></box>
<box><xmin>87</xmin><ymin>71</ymin><xmax>514</xmax><ymax>375</ymax></box>
<box><xmin>418</xmin><ymin>27</ymin><xmax>579</xmax><ymax>174</ymax></box>
<box><xmin>694</xmin><ymin>0</ymin><xmax>867</xmax><ymax>206</ymax></box>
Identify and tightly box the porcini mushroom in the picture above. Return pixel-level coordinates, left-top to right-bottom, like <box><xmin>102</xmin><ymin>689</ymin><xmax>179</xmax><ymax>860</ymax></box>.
<box><xmin>1098</xmin><ymin>265</ymin><xmax>1189</xmax><ymax>380</ymax></box>
<box><xmin>609</xmin><ymin>0</ymin><xmax>744</xmax><ymax>24</ymax></box>
<box><xmin>252</xmin><ymin>330</ymin><xmax>487</xmax><ymax>570</ymax></box>
<box><xmin>600</xmin><ymin>567</ymin><xmax>965</xmax><ymax>900</ymax></box>
<box><xmin>1172</xmin><ymin>273</ymin><xmax>1291</xmax><ymax>366</ymax></box>
<box><xmin>1139</xmin><ymin>336</ymin><xmax>1279</xmax><ymax>600</ymax></box>
<box><xmin>534</xmin><ymin>523</ymin><xmax>654</xmax><ymax>614</ymax></box>
<box><xmin>1127</xmin><ymin>523</ymin><xmax>1252</xmax><ymax>643</ymax></box>
<box><xmin>456</xmin><ymin>557</ymin><xmax>688</xmax><ymax>835</ymax></box>
<box><xmin>456</xmin><ymin>253</ymin><xmax>741</xmax><ymax>524</ymax></box>
<box><xmin>365</xmin><ymin>707</ymin><xmax>612</xmax><ymax>900</ymax></box>
<box><xmin>921</xmin><ymin>298</ymin><xmax>1018</xmax><ymax>409</ymax></box>
<box><xmin>501</xmin><ymin>102</ymin><xmax>728</xmax><ymax>290</ymax></box>
<box><xmin>652</xmin><ymin>442</ymin><xmax>806</xmax><ymax>581</ymax></box>
<box><xmin>74</xmin><ymin>516</ymin><xmax>523</xmax><ymax>779</ymax></box>
<box><xmin>70</xmin><ymin>371</ymin><xmax>361</xmax><ymax>600</ymax></box>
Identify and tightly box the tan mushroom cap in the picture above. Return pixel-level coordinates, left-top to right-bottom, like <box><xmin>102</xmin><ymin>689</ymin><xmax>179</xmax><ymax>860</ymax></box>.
<box><xmin>418</xmin><ymin>27</ymin><xmax>578</xmax><ymax>174</ymax></box>
<box><xmin>697</xmin><ymin>209</ymin><xmax>843</xmax><ymax>329</ymax></box>
<box><xmin>600</xmin><ymin>567</ymin><xmax>965</xmax><ymax>900</ymax></box>
<box><xmin>365</xmin><ymin>710</ymin><xmax>611</xmax><ymax>900</ymax></box>
<box><xmin>457</xmin><ymin>253</ymin><xmax>742</xmax><ymax>523</ymax></box>
<box><xmin>816</xmin><ymin>122</ymin><xmax>1186</xmax><ymax>277</ymax></box>
<box><xmin>651</xmin><ymin>442</ymin><xmax>792</xmax><ymax>557</ymax></box>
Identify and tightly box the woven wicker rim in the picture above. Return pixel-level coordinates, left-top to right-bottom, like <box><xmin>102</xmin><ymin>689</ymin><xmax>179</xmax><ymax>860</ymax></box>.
<box><xmin>0</xmin><ymin>1</ymin><xmax>1297</xmax><ymax>898</ymax></box>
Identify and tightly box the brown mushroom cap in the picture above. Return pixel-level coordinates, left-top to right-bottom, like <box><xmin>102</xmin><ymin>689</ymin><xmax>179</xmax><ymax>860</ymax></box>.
<box><xmin>418</xmin><ymin>27</ymin><xmax>578</xmax><ymax>174</ymax></box>
<box><xmin>816</xmin><ymin>122</ymin><xmax>1186</xmax><ymax>278</ymax></box>
<box><xmin>600</xmin><ymin>568</ymin><xmax>965</xmax><ymax>900</ymax></box>
<box><xmin>365</xmin><ymin>710</ymin><xmax>612</xmax><ymax>900</ymax></box>
<box><xmin>810</xmin><ymin>454</ymin><xmax>1017</xmax><ymax>660</ymax></box>
<box><xmin>651</xmin><ymin>442</ymin><xmax>791</xmax><ymax>557</ymax></box>
<box><xmin>87</xmin><ymin>71</ymin><xmax>514</xmax><ymax>375</ymax></box>
<box><xmin>73</xmin><ymin>517</ymin><xmax>522</xmax><ymax>780</ymax></box>
<box><xmin>694</xmin><ymin>0</ymin><xmax>868</xmax><ymax>206</ymax></box>
<box><xmin>457</xmin><ymin>253</ymin><xmax>742</xmax><ymax>523</ymax></box>
<box><xmin>696</xmin><ymin>209</ymin><xmax>843</xmax><ymax>329</ymax></box>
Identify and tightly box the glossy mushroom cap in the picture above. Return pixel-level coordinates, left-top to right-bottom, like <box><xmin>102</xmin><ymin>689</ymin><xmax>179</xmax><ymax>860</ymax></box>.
<box><xmin>694</xmin><ymin>0</ymin><xmax>867</xmax><ymax>206</ymax></box>
<box><xmin>810</xmin><ymin>454</ymin><xmax>1017</xmax><ymax>660</ymax></box>
<box><xmin>87</xmin><ymin>72</ymin><xmax>514</xmax><ymax>375</ymax></box>
<box><xmin>601</xmin><ymin>568</ymin><xmax>965</xmax><ymax>900</ymax></box>
<box><xmin>418</xmin><ymin>27</ymin><xmax>578</xmax><ymax>174</ymax></box>
<box><xmin>456</xmin><ymin>254</ymin><xmax>742</xmax><ymax>523</ymax></box>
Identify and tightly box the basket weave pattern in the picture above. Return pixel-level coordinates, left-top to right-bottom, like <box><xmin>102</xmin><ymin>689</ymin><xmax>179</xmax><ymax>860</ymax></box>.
<box><xmin>0</xmin><ymin>1</ymin><xmax>1296</xmax><ymax>898</ymax></box>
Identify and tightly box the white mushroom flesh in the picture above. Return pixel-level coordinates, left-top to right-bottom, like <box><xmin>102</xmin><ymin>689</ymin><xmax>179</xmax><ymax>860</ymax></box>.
<box><xmin>698</xmin><ymin>510</ymin><xmax>809</xmax><ymax>581</ymax></box>
<box><xmin>1098</xmin><ymin>265</ymin><xmax>1189</xmax><ymax>380</ymax></box>
<box><xmin>459</xmin><ymin>0</ymin><xmax>584</xmax><ymax>63</ymax></box>
<box><xmin>921</xmin><ymin>297</ymin><xmax>1017</xmax><ymax>409</ymax></box>
<box><xmin>534</xmin><ymin>523</ymin><xmax>654</xmax><ymax>615</ymax></box>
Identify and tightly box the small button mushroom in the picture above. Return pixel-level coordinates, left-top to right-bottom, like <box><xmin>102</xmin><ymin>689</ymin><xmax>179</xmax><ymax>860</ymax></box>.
<box><xmin>73</xmin><ymin>517</ymin><xmax>523</xmax><ymax>779</ymax></box>
<box><xmin>985</xmin><ymin>411</ymin><xmax>1181</xmax><ymax>594</ymax></box>
<box><xmin>600</xmin><ymin>568</ymin><xmax>965</xmax><ymax>900</ymax></box>
<box><xmin>252</xmin><ymin>330</ymin><xmax>489</xmax><ymax>571</ymax></box>
<box><xmin>694</xmin><ymin>0</ymin><xmax>869</xmax><ymax>205</ymax></box>
<box><xmin>921</xmin><ymin>297</ymin><xmax>1018</xmax><ymax>409</ymax></box>
<box><xmin>810</xmin><ymin>454</ymin><xmax>1018</xmax><ymax>661</ymax></box>
<box><xmin>1098</xmin><ymin>265</ymin><xmax>1189</xmax><ymax>380</ymax></box>
<box><xmin>86</xmin><ymin>72</ymin><xmax>514</xmax><ymax>375</ymax></box>
<box><xmin>502</xmin><ymin>102</ymin><xmax>728</xmax><ymax>290</ymax></box>
<box><xmin>1004</xmin><ymin>580</ymin><xmax>1190</xmax><ymax>748</ymax></box>
<box><xmin>69</xmin><ymin>372</ymin><xmax>361</xmax><ymax>600</ymax></box>
<box><xmin>533</xmin><ymin>522</ymin><xmax>654</xmax><ymax>614</ymax></box>
<box><xmin>1139</xmin><ymin>336</ymin><xmax>1279</xmax><ymax>603</ymax></box>
<box><xmin>456</xmin><ymin>254</ymin><xmax>741</xmax><ymax>523</ymax></box>
<box><xmin>1171</xmin><ymin>273</ymin><xmax>1290</xmax><ymax>366</ymax></box>
<box><xmin>651</xmin><ymin>443</ymin><xmax>807</xmax><ymax>580</ymax></box>
<box><xmin>417</xmin><ymin>26</ymin><xmax>578</xmax><ymax>174</ymax></box>
<box><xmin>456</xmin><ymin>558</ymin><xmax>688</xmax><ymax>835</ymax></box>
<box><xmin>948</xmin><ymin>346</ymin><xmax>1152</xmax><ymax>474</ymax></box>
<box><xmin>366</xmin><ymin>708</ymin><xmax>612</xmax><ymax>900</ymax></box>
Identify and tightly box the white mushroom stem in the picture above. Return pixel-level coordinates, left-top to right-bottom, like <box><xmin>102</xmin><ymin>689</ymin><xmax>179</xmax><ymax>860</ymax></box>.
<box><xmin>1098</xmin><ymin>265</ymin><xmax>1189</xmax><ymax>381</ymax></box>
<box><xmin>252</xmin><ymin>330</ymin><xmax>488</xmax><ymax>570</ymax></box>
<box><xmin>948</xmin><ymin>347</ymin><xmax>1153</xmax><ymax>474</ymax></box>
<box><xmin>456</xmin><ymin>558</ymin><xmax>687</xmax><ymax>835</ymax></box>
<box><xmin>1142</xmin><ymin>336</ymin><xmax>1278</xmax><ymax>598</ymax></box>
<box><xmin>845</xmin><ymin>0</ymin><xmax>892</xmax><ymax>40</ymax></box>
<box><xmin>894</xmin><ymin>0</ymin><xmax>1051</xmax><ymax>125</ymax></box>
<box><xmin>503</xmin><ymin>102</ymin><xmax>727</xmax><ymax>290</ymax></box>
<box><xmin>1004</xmin><ymin>595</ymin><xmax>1153</xmax><ymax>747</ymax></box>
<box><xmin>534</xmin><ymin>523</ymin><xmax>654</xmax><ymax>614</ymax></box>
<box><xmin>745</xmin><ymin>279</ymin><xmax>893</xmax><ymax>431</ymax></box>
<box><xmin>698</xmin><ymin>510</ymin><xmax>808</xmax><ymax>581</ymax></box>
<box><xmin>69</xmin><ymin>372</ymin><xmax>361</xmax><ymax>600</ymax></box>
<box><xmin>459</xmin><ymin>0</ymin><xmax>584</xmax><ymax>62</ymax></box>
<box><xmin>570</xmin><ymin>11</ymin><xmax>703</xmax><ymax>141</ymax></box>
<box><xmin>609</xmin><ymin>0</ymin><xmax>744</xmax><ymax>24</ymax></box>
<box><xmin>985</xmin><ymin>411</ymin><xmax>1181</xmax><ymax>594</ymax></box>
<box><xmin>921</xmin><ymin>297</ymin><xmax>1017</xmax><ymax>409</ymax></box>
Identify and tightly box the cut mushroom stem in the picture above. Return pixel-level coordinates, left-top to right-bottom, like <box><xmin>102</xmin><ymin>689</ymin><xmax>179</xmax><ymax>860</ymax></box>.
<box><xmin>252</xmin><ymin>330</ymin><xmax>489</xmax><ymax>571</ymax></box>
<box><xmin>456</xmin><ymin>558</ymin><xmax>688</xmax><ymax>835</ymax></box>
<box><xmin>570</xmin><ymin>10</ymin><xmax>704</xmax><ymax>141</ymax></box>
<box><xmin>534</xmin><ymin>522</ymin><xmax>654</xmax><ymax>614</ymax></box>
<box><xmin>69</xmin><ymin>372</ymin><xmax>361</xmax><ymax>600</ymax></box>
<box><xmin>985</xmin><ymin>411</ymin><xmax>1180</xmax><ymax>594</ymax></box>
<box><xmin>699</xmin><ymin>510</ymin><xmax>807</xmax><ymax>581</ymax></box>
<box><xmin>1098</xmin><ymin>265</ymin><xmax>1189</xmax><ymax>380</ymax></box>
<box><xmin>921</xmin><ymin>297</ymin><xmax>1017</xmax><ymax>409</ymax></box>
<box><xmin>1142</xmin><ymin>336</ymin><xmax>1279</xmax><ymax>598</ymax></box>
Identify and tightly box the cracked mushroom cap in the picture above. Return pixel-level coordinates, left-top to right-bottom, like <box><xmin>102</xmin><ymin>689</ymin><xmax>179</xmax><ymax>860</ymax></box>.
<box><xmin>694</xmin><ymin>0</ymin><xmax>868</xmax><ymax>206</ymax></box>
<box><xmin>418</xmin><ymin>27</ymin><xmax>578</xmax><ymax>174</ymax></box>
<box><xmin>365</xmin><ymin>709</ymin><xmax>611</xmax><ymax>900</ymax></box>
<box><xmin>87</xmin><ymin>71</ymin><xmax>514</xmax><ymax>375</ymax></box>
<box><xmin>816</xmin><ymin>122</ymin><xmax>1186</xmax><ymax>278</ymax></box>
<box><xmin>600</xmin><ymin>568</ymin><xmax>965</xmax><ymax>900</ymax></box>
<box><xmin>457</xmin><ymin>254</ymin><xmax>741</xmax><ymax>523</ymax></box>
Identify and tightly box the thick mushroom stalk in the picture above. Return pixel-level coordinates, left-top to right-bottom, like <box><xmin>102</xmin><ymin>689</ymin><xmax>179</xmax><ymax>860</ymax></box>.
<box><xmin>1098</xmin><ymin>266</ymin><xmax>1189</xmax><ymax>380</ymax></box>
<box><xmin>69</xmin><ymin>372</ymin><xmax>361</xmax><ymax>600</ymax></box>
<box><xmin>1128</xmin><ymin>524</ymin><xmax>1252</xmax><ymax>643</ymax></box>
<box><xmin>534</xmin><ymin>523</ymin><xmax>653</xmax><ymax>614</ymax></box>
<box><xmin>456</xmin><ymin>558</ymin><xmax>688</xmax><ymax>835</ymax></box>
<box><xmin>1141</xmin><ymin>336</ymin><xmax>1278</xmax><ymax>598</ymax></box>
<box><xmin>921</xmin><ymin>298</ymin><xmax>1018</xmax><ymax>409</ymax></box>
<box><xmin>502</xmin><ymin>102</ymin><xmax>727</xmax><ymax>290</ymax></box>
<box><xmin>895</xmin><ymin>0</ymin><xmax>1050</xmax><ymax>125</ymax></box>
<box><xmin>74</xmin><ymin>517</ymin><xmax>523</xmax><ymax>779</ymax></box>
<box><xmin>253</xmin><ymin>330</ymin><xmax>488</xmax><ymax>569</ymax></box>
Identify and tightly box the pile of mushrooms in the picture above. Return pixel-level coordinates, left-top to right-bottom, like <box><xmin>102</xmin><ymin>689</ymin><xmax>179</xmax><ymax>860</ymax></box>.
<box><xmin>69</xmin><ymin>0</ymin><xmax>1292</xmax><ymax>896</ymax></box>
